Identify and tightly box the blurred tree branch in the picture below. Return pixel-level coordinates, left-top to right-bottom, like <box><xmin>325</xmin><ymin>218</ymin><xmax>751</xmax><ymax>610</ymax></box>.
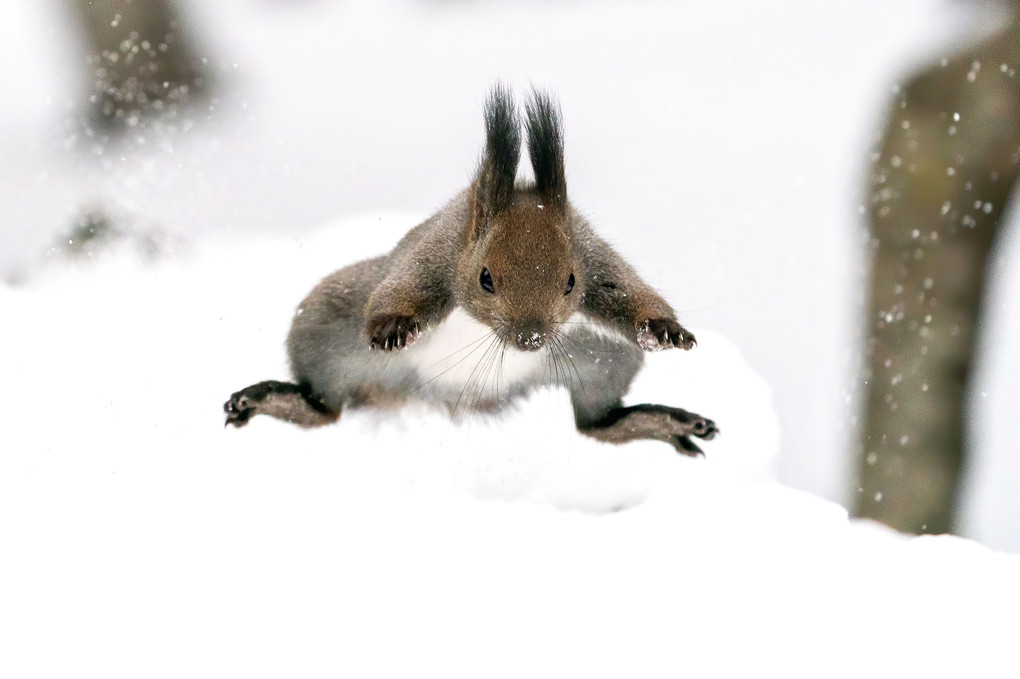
<box><xmin>854</xmin><ymin>11</ymin><xmax>1019</xmax><ymax>534</ymax></box>
<box><xmin>71</xmin><ymin>0</ymin><xmax>208</xmax><ymax>129</ymax></box>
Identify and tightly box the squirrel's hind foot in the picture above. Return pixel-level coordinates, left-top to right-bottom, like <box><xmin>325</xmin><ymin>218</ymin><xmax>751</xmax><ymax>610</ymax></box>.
<box><xmin>579</xmin><ymin>403</ymin><xmax>718</xmax><ymax>456</ymax></box>
<box><xmin>224</xmin><ymin>380</ymin><xmax>338</xmax><ymax>428</ymax></box>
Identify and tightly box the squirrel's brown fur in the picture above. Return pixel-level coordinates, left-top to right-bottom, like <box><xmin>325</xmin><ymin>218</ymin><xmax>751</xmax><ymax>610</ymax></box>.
<box><xmin>225</xmin><ymin>86</ymin><xmax>718</xmax><ymax>455</ymax></box>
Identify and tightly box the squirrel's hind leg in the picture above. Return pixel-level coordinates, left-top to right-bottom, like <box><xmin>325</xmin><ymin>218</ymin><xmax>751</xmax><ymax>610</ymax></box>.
<box><xmin>576</xmin><ymin>403</ymin><xmax>718</xmax><ymax>457</ymax></box>
<box><xmin>224</xmin><ymin>380</ymin><xmax>339</xmax><ymax>428</ymax></box>
<box><xmin>563</xmin><ymin>341</ymin><xmax>718</xmax><ymax>456</ymax></box>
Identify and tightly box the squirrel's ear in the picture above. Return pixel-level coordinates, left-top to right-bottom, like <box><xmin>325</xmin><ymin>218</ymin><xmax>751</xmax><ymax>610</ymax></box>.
<box><xmin>470</xmin><ymin>84</ymin><xmax>521</xmax><ymax>241</ymax></box>
<box><xmin>525</xmin><ymin>90</ymin><xmax>566</xmax><ymax>211</ymax></box>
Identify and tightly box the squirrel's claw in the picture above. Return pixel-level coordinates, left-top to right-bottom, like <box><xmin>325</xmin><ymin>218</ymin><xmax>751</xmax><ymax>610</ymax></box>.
<box><xmin>224</xmin><ymin>393</ymin><xmax>255</xmax><ymax>427</ymax></box>
<box><xmin>367</xmin><ymin>314</ymin><xmax>422</xmax><ymax>351</ymax></box>
<box><xmin>637</xmin><ymin>318</ymin><xmax>696</xmax><ymax>351</ymax></box>
<box><xmin>224</xmin><ymin>380</ymin><xmax>289</xmax><ymax>427</ymax></box>
<box><xmin>670</xmin><ymin>408</ymin><xmax>719</xmax><ymax>456</ymax></box>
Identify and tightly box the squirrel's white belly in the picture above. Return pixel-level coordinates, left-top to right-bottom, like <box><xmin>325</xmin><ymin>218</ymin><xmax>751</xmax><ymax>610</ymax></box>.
<box><xmin>402</xmin><ymin>307</ymin><xmax>547</xmax><ymax>396</ymax></box>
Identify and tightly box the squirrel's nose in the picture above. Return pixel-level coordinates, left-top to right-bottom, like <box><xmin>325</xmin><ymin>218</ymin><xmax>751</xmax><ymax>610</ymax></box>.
<box><xmin>513</xmin><ymin>326</ymin><xmax>546</xmax><ymax>351</ymax></box>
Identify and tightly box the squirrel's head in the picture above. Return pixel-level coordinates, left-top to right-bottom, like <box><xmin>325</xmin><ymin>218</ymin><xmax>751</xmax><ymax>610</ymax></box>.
<box><xmin>456</xmin><ymin>86</ymin><xmax>583</xmax><ymax>352</ymax></box>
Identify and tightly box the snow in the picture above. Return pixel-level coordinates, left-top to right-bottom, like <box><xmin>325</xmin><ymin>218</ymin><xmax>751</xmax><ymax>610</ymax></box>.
<box><xmin>2</xmin><ymin>214</ymin><xmax>1019</xmax><ymax>677</ymax></box>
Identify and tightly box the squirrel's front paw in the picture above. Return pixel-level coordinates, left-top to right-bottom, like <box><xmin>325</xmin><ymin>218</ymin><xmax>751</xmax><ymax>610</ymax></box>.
<box><xmin>637</xmin><ymin>318</ymin><xmax>696</xmax><ymax>351</ymax></box>
<box><xmin>367</xmin><ymin>314</ymin><xmax>422</xmax><ymax>351</ymax></box>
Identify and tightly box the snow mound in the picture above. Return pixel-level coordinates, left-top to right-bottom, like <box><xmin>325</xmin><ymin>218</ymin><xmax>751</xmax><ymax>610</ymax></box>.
<box><xmin>1</xmin><ymin>215</ymin><xmax>1017</xmax><ymax>677</ymax></box>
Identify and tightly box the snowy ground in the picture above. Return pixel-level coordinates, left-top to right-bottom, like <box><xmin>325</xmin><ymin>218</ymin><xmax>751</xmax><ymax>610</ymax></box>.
<box><xmin>2</xmin><ymin>218</ymin><xmax>1019</xmax><ymax>677</ymax></box>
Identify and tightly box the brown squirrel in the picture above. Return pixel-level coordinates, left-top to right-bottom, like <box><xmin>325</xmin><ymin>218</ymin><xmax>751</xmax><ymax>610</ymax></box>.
<box><xmin>224</xmin><ymin>86</ymin><xmax>718</xmax><ymax>455</ymax></box>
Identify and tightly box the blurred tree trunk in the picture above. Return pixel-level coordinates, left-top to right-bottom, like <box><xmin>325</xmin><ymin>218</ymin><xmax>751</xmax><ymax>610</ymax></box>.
<box><xmin>853</xmin><ymin>14</ymin><xmax>1019</xmax><ymax>534</ymax></box>
<box><xmin>71</xmin><ymin>0</ymin><xmax>207</xmax><ymax>128</ymax></box>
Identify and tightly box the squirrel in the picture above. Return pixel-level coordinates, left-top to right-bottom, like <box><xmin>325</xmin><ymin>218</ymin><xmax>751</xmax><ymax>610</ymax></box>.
<box><xmin>224</xmin><ymin>85</ymin><xmax>718</xmax><ymax>455</ymax></box>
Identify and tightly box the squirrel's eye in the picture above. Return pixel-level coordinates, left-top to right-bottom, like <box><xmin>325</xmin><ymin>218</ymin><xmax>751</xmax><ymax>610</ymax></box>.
<box><xmin>480</xmin><ymin>268</ymin><xmax>495</xmax><ymax>294</ymax></box>
<box><xmin>564</xmin><ymin>273</ymin><xmax>575</xmax><ymax>295</ymax></box>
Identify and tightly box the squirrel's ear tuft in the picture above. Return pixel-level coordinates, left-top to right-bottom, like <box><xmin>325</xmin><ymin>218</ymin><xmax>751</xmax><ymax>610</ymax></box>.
<box><xmin>525</xmin><ymin>89</ymin><xmax>566</xmax><ymax>209</ymax></box>
<box><xmin>471</xmin><ymin>84</ymin><xmax>521</xmax><ymax>239</ymax></box>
